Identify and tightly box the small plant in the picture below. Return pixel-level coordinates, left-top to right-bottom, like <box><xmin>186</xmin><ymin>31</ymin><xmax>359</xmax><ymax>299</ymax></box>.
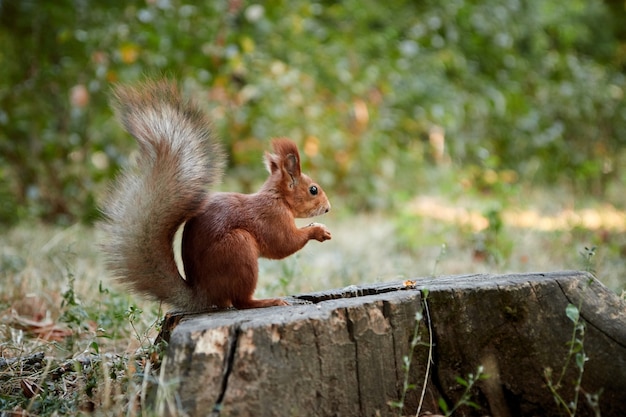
<box><xmin>60</xmin><ymin>272</ymin><xmax>91</xmax><ymax>351</ymax></box>
<box><xmin>125</xmin><ymin>305</ymin><xmax>144</xmax><ymax>341</ymax></box>
<box><xmin>438</xmin><ymin>365</ymin><xmax>488</xmax><ymax>416</ymax></box>
<box><xmin>544</xmin><ymin>303</ymin><xmax>602</xmax><ymax>417</ymax></box>
<box><xmin>431</xmin><ymin>243</ymin><xmax>447</xmax><ymax>277</ymax></box>
<box><xmin>389</xmin><ymin>290</ymin><xmax>489</xmax><ymax>417</ymax></box>
<box><xmin>388</xmin><ymin>290</ymin><xmax>431</xmax><ymax>417</ymax></box>
<box><xmin>579</xmin><ymin>246</ymin><xmax>597</xmax><ymax>275</ymax></box>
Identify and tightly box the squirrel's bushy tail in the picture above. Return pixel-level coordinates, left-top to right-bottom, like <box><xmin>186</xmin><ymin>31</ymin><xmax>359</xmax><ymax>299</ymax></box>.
<box><xmin>99</xmin><ymin>80</ymin><xmax>224</xmax><ymax>310</ymax></box>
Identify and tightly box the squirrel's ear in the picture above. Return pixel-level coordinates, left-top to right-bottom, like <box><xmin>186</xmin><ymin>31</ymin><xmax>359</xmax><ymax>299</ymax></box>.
<box><xmin>264</xmin><ymin>151</ymin><xmax>280</xmax><ymax>174</ymax></box>
<box><xmin>283</xmin><ymin>153</ymin><xmax>300</xmax><ymax>179</ymax></box>
<box><xmin>265</xmin><ymin>151</ymin><xmax>300</xmax><ymax>186</ymax></box>
<box><xmin>266</xmin><ymin>138</ymin><xmax>302</xmax><ymax>180</ymax></box>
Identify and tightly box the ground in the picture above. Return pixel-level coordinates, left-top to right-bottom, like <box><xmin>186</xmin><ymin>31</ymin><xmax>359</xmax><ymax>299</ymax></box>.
<box><xmin>1</xmin><ymin>189</ymin><xmax>624</xmax><ymax>415</ymax></box>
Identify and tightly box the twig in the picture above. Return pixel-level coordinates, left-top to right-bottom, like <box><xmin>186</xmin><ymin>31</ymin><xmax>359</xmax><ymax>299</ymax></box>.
<box><xmin>416</xmin><ymin>296</ymin><xmax>433</xmax><ymax>417</ymax></box>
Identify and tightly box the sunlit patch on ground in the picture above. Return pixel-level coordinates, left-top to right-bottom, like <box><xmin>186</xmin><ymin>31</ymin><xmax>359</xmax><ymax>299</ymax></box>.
<box><xmin>410</xmin><ymin>195</ymin><xmax>626</xmax><ymax>232</ymax></box>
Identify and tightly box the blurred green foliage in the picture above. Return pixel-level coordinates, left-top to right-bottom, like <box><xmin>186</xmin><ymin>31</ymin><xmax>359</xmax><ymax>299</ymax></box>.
<box><xmin>1</xmin><ymin>0</ymin><xmax>625</xmax><ymax>224</ymax></box>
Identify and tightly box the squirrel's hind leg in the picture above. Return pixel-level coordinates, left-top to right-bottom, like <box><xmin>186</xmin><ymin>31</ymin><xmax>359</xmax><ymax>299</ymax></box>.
<box><xmin>213</xmin><ymin>230</ymin><xmax>288</xmax><ymax>309</ymax></box>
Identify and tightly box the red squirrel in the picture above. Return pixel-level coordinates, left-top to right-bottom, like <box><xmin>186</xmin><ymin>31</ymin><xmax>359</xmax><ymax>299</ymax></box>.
<box><xmin>99</xmin><ymin>80</ymin><xmax>331</xmax><ymax>312</ymax></box>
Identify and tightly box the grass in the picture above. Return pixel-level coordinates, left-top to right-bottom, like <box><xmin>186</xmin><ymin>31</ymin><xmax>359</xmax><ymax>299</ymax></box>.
<box><xmin>0</xmin><ymin>224</ymin><xmax>163</xmax><ymax>415</ymax></box>
<box><xmin>1</xmin><ymin>184</ymin><xmax>625</xmax><ymax>415</ymax></box>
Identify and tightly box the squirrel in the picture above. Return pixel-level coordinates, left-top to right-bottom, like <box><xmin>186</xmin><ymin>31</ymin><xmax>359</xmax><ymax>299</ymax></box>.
<box><xmin>99</xmin><ymin>80</ymin><xmax>332</xmax><ymax>312</ymax></box>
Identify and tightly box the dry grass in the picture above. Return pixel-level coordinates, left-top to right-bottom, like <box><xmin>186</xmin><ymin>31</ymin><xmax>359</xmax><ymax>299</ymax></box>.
<box><xmin>1</xmin><ymin>191</ymin><xmax>625</xmax><ymax>415</ymax></box>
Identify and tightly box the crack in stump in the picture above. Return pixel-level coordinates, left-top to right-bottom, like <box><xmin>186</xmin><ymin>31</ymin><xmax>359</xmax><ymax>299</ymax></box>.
<box><xmin>554</xmin><ymin>278</ymin><xmax>625</xmax><ymax>348</ymax></box>
<box><xmin>344</xmin><ymin>307</ymin><xmax>364</xmax><ymax>417</ymax></box>
<box><xmin>211</xmin><ymin>326</ymin><xmax>240</xmax><ymax>416</ymax></box>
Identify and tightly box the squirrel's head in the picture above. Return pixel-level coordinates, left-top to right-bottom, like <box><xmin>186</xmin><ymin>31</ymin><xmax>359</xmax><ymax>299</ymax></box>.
<box><xmin>264</xmin><ymin>138</ymin><xmax>331</xmax><ymax>218</ymax></box>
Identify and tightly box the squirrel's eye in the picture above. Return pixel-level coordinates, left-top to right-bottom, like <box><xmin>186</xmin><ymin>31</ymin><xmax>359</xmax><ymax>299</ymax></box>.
<box><xmin>309</xmin><ymin>185</ymin><xmax>318</xmax><ymax>196</ymax></box>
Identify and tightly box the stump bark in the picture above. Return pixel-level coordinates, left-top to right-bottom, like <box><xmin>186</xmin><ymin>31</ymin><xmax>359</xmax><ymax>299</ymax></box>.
<box><xmin>156</xmin><ymin>271</ymin><xmax>626</xmax><ymax>417</ymax></box>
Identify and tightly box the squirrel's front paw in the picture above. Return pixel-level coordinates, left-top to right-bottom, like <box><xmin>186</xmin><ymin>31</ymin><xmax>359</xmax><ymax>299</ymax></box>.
<box><xmin>308</xmin><ymin>222</ymin><xmax>332</xmax><ymax>242</ymax></box>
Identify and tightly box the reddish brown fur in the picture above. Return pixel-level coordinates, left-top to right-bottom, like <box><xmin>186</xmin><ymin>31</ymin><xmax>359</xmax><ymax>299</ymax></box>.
<box><xmin>100</xmin><ymin>80</ymin><xmax>331</xmax><ymax>312</ymax></box>
<box><xmin>182</xmin><ymin>138</ymin><xmax>331</xmax><ymax>309</ymax></box>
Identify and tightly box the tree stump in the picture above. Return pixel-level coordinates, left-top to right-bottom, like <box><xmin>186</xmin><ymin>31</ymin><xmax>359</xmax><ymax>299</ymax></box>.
<box><xmin>156</xmin><ymin>271</ymin><xmax>626</xmax><ymax>417</ymax></box>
